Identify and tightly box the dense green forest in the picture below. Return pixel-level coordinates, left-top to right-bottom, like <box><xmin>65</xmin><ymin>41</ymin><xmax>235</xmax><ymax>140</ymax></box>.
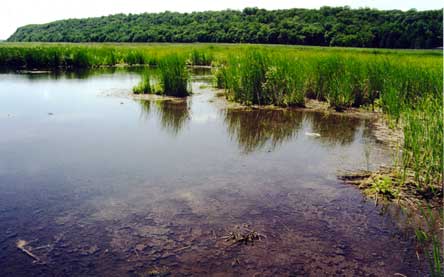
<box><xmin>7</xmin><ymin>7</ymin><xmax>443</xmax><ymax>48</ymax></box>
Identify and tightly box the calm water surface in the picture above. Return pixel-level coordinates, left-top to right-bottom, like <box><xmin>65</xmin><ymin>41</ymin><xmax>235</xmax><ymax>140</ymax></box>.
<box><xmin>0</xmin><ymin>69</ymin><xmax>426</xmax><ymax>276</ymax></box>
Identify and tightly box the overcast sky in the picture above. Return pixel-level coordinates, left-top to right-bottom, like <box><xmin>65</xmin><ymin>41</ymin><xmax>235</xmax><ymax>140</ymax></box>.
<box><xmin>1</xmin><ymin>0</ymin><xmax>442</xmax><ymax>39</ymax></box>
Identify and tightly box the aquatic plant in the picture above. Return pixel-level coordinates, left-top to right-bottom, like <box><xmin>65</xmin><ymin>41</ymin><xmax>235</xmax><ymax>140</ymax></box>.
<box><xmin>415</xmin><ymin>206</ymin><xmax>443</xmax><ymax>277</ymax></box>
<box><xmin>133</xmin><ymin>71</ymin><xmax>153</xmax><ymax>94</ymax></box>
<box><xmin>225</xmin><ymin>49</ymin><xmax>269</xmax><ymax>105</ymax></box>
<box><xmin>365</xmin><ymin>60</ymin><xmax>387</xmax><ymax>110</ymax></box>
<box><xmin>222</xmin><ymin>50</ymin><xmax>306</xmax><ymax>106</ymax></box>
<box><xmin>158</xmin><ymin>54</ymin><xmax>190</xmax><ymax>97</ymax></box>
<box><xmin>262</xmin><ymin>57</ymin><xmax>306</xmax><ymax>107</ymax></box>
<box><xmin>189</xmin><ymin>49</ymin><xmax>213</xmax><ymax>66</ymax></box>
<box><xmin>402</xmin><ymin>96</ymin><xmax>443</xmax><ymax>191</ymax></box>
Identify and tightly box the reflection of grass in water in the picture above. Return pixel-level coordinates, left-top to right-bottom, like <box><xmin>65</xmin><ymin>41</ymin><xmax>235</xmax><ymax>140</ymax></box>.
<box><xmin>138</xmin><ymin>99</ymin><xmax>190</xmax><ymax>135</ymax></box>
<box><xmin>305</xmin><ymin>112</ymin><xmax>361</xmax><ymax>146</ymax></box>
<box><xmin>138</xmin><ymin>100</ymin><xmax>152</xmax><ymax>121</ymax></box>
<box><xmin>155</xmin><ymin>100</ymin><xmax>189</xmax><ymax>135</ymax></box>
<box><xmin>224</xmin><ymin>109</ymin><xmax>303</xmax><ymax>153</ymax></box>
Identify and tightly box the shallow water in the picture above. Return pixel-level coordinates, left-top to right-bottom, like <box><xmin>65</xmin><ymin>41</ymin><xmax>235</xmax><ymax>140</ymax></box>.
<box><xmin>0</xmin><ymin>68</ymin><xmax>426</xmax><ymax>276</ymax></box>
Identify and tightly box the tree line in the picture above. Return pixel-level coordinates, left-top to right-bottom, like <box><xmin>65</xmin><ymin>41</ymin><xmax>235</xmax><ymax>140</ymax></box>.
<box><xmin>7</xmin><ymin>6</ymin><xmax>443</xmax><ymax>48</ymax></box>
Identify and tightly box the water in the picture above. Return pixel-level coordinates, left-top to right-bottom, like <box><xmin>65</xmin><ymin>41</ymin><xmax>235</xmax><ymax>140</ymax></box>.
<box><xmin>0</xmin><ymin>68</ymin><xmax>425</xmax><ymax>276</ymax></box>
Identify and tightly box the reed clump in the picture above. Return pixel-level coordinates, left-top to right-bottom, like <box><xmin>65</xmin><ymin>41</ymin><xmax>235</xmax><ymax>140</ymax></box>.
<box><xmin>132</xmin><ymin>55</ymin><xmax>190</xmax><ymax>97</ymax></box>
<box><xmin>133</xmin><ymin>71</ymin><xmax>153</xmax><ymax>94</ymax></box>
<box><xmin>189</xmin><ymin>49</ymin><xmax>213</xmax><ymax>66</ymax></box>
<box><xmin>158</xmin><ymin>54</ymin><xmax>190</xmax><ymax>97</ymax></box>
<box><xmin>0</xmin><ymin>43</ymin><xmax>223</xmax><ymax>69</ymax></box>
<box><xmin>220</xmin><ymin>50</ymin><xmax>306</xmax><ymax>107</ymax></box>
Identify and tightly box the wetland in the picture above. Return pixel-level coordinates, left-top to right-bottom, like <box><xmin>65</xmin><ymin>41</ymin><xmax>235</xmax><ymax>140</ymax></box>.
<box><xmin>0</xmin><ymin>67</ymin><xmax>434</xmax><ymax>276</ymax></box>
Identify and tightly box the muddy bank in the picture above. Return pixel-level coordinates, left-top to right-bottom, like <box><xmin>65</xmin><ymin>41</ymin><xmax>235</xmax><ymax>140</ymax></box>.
<box><xmin>339</xmin><ymin>167</ymin><xmax>442</xmax><ymax>209</ymax></box>
<box><xmin>215</xmin><ymin>96</ymin><xmax>379</xmax><ymax>120</ymax></box>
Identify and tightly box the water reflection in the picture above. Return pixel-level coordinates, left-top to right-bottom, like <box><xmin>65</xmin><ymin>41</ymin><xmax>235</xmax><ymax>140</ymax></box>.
<box><xmin>157</xmin><ymin>100</ymin><xmax>190</xmax><ymax>135</ymax></box>
<box><xmin>138</xmin><ymin>100</ymin><xmax>152</xmax><ymax>121</ymax></box>
<box><xmin>306</xmin><ymin>112</ymin><xmax>362</xmax><ymax>146</ymax></box>
<box><xmin>224</xmin><ymin>109</ymin><xmax>304</xmax><ymax>153</ymax></box>
<box><xmin>189</xmin><ymin>67</ymin><xmax>213</xmax><ymax>77</ymax></box>
<box><xmin>0</xmin><ymin>66</ymin><xmax>147</xmax><ymax>81</ymax></box>
<box><xmin>224</xmin><ymin>109</ymin><xmax>370</xmax><ymax>154</ymax></box>
<box><xmin>138</xmin><ymin>99</ymin><xmax>190</xmax><ymax>135</ymax></box>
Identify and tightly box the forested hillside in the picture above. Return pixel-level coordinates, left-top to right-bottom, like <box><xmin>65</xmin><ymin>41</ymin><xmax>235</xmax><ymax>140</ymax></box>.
<box><xmin>7</xmin><ymin>7</ymin><xmax>443</xmax><ymax>48</ymax></box>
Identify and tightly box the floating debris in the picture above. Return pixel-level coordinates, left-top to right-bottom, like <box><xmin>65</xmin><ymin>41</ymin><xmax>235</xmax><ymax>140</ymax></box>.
<box><xmin>305</xmin><ymin>132</ymin><xmax>321</xmax><ymax>137</ymax></box>
<box><xmin>16</xmin><ymin>240</ymin><xmax>43</xmax><ymax>264</ymax></box>
<box><xmin>17</xmin><ymin>70</ymin><xmax>52</xmax><ymax>74</ymax></box>
<box><xmin>79</xmin><ymin>245</ymin><xmax>100</xmax><ymax>256</ymax></box>
<box><xmin>231</xmin><ymin>258</ymin><xmax>241</xmax><ymax>267</ymax></box>
<box><xmin>221</xmin><ymin>224</ymin><xmax>265</xmax><ymax>246</ymax></box>
<box><xmin>140</xmin><ymin>266</ymin><xmax>171</xmax><ymax>277</ymax></box>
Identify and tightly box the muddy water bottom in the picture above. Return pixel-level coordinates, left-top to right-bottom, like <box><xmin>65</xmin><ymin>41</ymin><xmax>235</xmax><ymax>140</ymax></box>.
<box><xmin>0</xmin><ymin>68</ymin><xmax>425</xmax><ymax>276</ymax></box>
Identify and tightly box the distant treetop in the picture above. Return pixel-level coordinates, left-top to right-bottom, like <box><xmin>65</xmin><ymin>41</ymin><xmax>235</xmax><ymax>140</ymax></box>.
<box><xmin>7</xmin><ymin>7</ymin><xmax>443</xmax><ymax>49</ymax></box>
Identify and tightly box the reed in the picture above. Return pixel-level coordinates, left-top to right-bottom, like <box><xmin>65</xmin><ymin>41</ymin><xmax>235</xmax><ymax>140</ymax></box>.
<box><xmin>215</xmin><ymin>47</ymin><xmax>442</xmax><ymax>195</ymax></box>
<box><xmin>415</xmin><ymin>206</ymin><xmax>443</xmax><ymax>277</ymax></box>
<box><xmin>158</xmin><ymin>54</ymin><xmax>190</xmax><ymax>97</ymax></box>
<box><xmin>221</xmin><ymin>50</ymin><xmax>306</xmax><ymax>106</ymax></box>
<box><xmin>133</xmin><ymin>70</ymin><xmax>153</xmax><ymax>94</ymax></box>
<box><xmin>402</xmin><ymin>96</ymin><xmax>443</xmax><ymax>190</ymax></box>
<box><xmin>189</xmin><ymin>49</ymin><xmax>213</xmax><ymax>66</ymax></box>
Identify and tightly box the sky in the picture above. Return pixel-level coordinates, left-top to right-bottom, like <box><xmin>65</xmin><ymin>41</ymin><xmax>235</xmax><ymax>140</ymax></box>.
<box><xmin>1</xmin><ymin>0</ymin><xmax>442</xmax><ymax>40</ymax></box>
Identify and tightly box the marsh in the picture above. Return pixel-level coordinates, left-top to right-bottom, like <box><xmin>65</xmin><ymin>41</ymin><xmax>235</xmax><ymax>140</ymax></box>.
<box><xmin>0</xmin><ymin>68</ymin><xmax>427</xmax><ymax>276</ymax></box>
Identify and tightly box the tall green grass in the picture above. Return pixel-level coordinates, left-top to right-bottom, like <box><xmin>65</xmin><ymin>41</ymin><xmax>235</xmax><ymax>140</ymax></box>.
<box><xmin>133</xmin><ymin>55</ymin><xmax>190</xmax><ymax>97</ymax></box>
<box><xmin>189</xmin><ymin>49</ymin><xmax>213</xmax><ymax>66</ymax></box>
<box><xmin>133</xmin><ymin>70</ymin><xmax>153</xmax><ymax>94</ymax></box>
<box><xmin>158</xmin><ymin>54</ymin><xmax>189</xmax><ymax>97</ymax></box>
<box><xmin>402</xmin><ymin>96</ymin><xmax>443</xmax><ymax>191</ymax></box>
<box><xmin>0</xmin><ymin>43</ymin><xmax>217</xmax><ymax>69</ymax></box>
<box><xmin>220</xmin><ymin>49</ymin><xmax>306</xmax><ymax>107</ymax></box>
<box><xmin>415</xmin><ymin>206</ymin><xmax>443</xmax><ymax>277</ymax></box>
